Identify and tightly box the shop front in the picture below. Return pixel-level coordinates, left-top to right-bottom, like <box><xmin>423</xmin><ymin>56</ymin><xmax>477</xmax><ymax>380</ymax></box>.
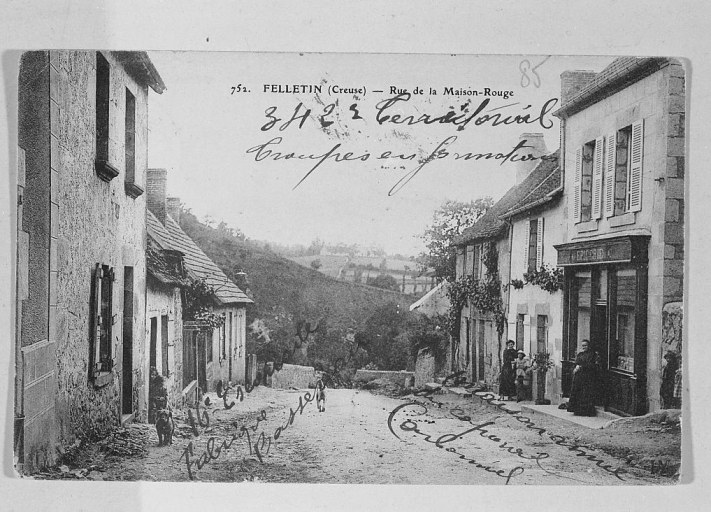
<box><xmin>555</xmin><ymin>235</ymin><xmax>650</xmax><ymax>416</ymax></box>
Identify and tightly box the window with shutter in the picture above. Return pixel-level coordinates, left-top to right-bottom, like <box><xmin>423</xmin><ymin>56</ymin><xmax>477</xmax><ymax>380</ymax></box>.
<box><xmin>536</xmin><ymin>217</ymin><xmax>544</xmax><ymax>269</ymax></box>
<box><xmin>527</xmin><ymin>219</ymin><xmax>538</xmax><ymax>273</ymax></box>
<box><xmin>522</xmin><ymin>226</ymin><xmax>529</xmax><ymax>274</ymax></box>
<box><xmin>604</xmin><ymin>132</ymin><xmax>616</xmax><ymax>217</ymax></box>
<box><xmin>573</xmin><ymin>147</ymin><xmax>582</xmax><ymax>222</ymax></box>
<box><xmin>592</xmin><ymin>136</ymin><xmax>604</xmax><ymax>219</ymax></box>
<box><xmin>628</xmin><ymin>120</ymin><xmax>644</xmax><ymax>212</ymax></box>
<box><xmin>92</xmin><ymin>263</ymin><xmax>114</xmax><ymax>380</ymax></box>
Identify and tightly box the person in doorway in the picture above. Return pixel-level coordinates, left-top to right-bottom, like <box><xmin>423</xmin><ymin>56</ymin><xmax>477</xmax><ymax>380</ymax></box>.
<box><xmin>567</xmin><ymin>339</ymin><xmax>599</xmax><ymax>416</ymax></box>
<box><xmin>499</xmin><ymin>340</ymin><xmax>517</xmax><ymax>401</ymax></box>
<box><xmin>660</xmin><ymin>351</ymin><xmax>680</xmax><ymax>409</ymax></box>
<box><xmin>148</xmin><ymin>366</ymin><xmax>168</xmax><ymax>424</ymax></box>
<box><xmin>514</xmin><ymin>350</ymin><xmax>531</xmax><ymax>402</ymax></box>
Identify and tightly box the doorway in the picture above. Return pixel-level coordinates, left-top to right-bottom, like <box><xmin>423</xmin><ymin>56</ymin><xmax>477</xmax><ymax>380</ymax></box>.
<box><xmin>121</xmin><ymin>267</ymin><xmax>134</xmax><ymax>416</ymax></box>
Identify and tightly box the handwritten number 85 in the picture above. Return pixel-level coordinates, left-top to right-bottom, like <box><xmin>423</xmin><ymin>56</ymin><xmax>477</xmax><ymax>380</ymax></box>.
<box><xmin>519</xmin><ymin>56</ymin><xmax>550</xmax><ymax>88</ymax></box>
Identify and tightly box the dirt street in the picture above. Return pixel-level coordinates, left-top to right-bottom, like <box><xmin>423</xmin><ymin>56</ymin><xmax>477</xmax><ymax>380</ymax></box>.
<box><xmin>48</xmin><ymin>386</ymin><xmax>673</xmax><ymax>485</ymax></box>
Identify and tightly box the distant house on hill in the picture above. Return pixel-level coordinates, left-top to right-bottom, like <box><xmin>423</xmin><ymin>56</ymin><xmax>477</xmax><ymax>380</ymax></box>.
<box><xmin>146</xmin><ymin>169</ymin><xmax>252</xmax><ymax>402</ymax></box>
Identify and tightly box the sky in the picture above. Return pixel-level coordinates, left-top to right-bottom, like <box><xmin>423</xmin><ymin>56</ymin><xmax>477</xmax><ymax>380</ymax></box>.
<box><xmin>146</xmin><ymin>53</ymin><xmax>614</xmax><ymax>256</ymax></box>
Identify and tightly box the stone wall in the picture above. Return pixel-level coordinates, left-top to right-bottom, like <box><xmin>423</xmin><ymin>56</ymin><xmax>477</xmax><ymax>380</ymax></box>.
<box><xmin>354</xmin><ymin>369</ymin><xmax>415</xmax><ymax>387</ymax></box>
<box><xmin>269</xmin><ymin>364</ymin><xmax>317</xmax><ymax>389</ymax></box>
<box><xmin>146</xmin><ymin>283</ymin><xmax>183</xmax><ymax>412</ymax></box>
<box><xmin>50</xmin><ymin>51</ymin><xmax>149</xmax><ymax>448</ymax></box>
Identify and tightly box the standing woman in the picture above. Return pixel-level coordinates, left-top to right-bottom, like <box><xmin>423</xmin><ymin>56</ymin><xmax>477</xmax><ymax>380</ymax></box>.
<box><xmin>567</xmin><ymin>339</ymin><xmax>599</xmax><ymax>416</ymax></box>
<box><xmin>499</xmin><ymin>340</ymin><xmax>517</xmax><ymax>400</ymax></box>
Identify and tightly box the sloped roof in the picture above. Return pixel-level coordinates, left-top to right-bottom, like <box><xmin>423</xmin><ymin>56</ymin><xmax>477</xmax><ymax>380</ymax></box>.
<box><xmin>454</xmin><ymin>152</ymin><xmax>560</xmax><ymax>245</ymax></box>
<box><xmin>146</xmin><ymin>236</ymin><xmax>191</xmax><ymax>287</ymax></box>
<box><xmin>147</xmin><ymin>211</ymin><xmax>252</xmax><ymax>305</ymax></box>
<box><xmin>501</xmin><ymin>150</ymin><xmax>561</xmax><ymax>218</ymax></box>
<box><xmin>555</xmin><ymin>57</ymin><xmax>670</xmax><ymax>118</ymax></box>
<box><xmin>113</xmin><ymin>52</ymin><xmax>166</xmax><ymax>94</ymax></box>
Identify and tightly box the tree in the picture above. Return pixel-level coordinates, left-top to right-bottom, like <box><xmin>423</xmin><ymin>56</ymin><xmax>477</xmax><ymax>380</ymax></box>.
<box><xmin>417</xmin><ymin>197</ymin><xmax>494</xmax><ymax>283</ymax></box>
<box><xmin>366</xmin><ymin>273</ymin><xmax>400</xmax><ymax>292</ymax></box>
<box><xmin>310</xmin><ymin>259</ymin><xmax>323</xmax><ymax>270</ymax></box>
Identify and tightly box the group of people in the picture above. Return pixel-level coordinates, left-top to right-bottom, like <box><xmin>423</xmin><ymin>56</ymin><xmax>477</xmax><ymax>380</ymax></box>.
<box><xmin>497</xmin><ymin>338</ymin><xmax>683</xmax><ymax>416</ymax></box>
<box><xmin>498</xmin><ymin>338</ymin><xmax>601</xmax><ymax>415</ymax></box>
<box><xmin>498</xmin><ymin>340</ymin><xmax>532</xmax><ymax>402</ymax></box>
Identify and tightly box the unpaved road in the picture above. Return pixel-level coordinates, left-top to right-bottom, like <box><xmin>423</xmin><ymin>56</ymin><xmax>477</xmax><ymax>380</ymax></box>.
<box><xmin>83</xmin><ymin>386</ymin><xmax>668</xmax><ymax>485</ymax></box>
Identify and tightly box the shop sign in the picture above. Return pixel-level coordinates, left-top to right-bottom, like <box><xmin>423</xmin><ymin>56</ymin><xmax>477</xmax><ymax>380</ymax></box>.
<box><xmin>556</xmin><ymin>238</ymin><xmax>633</xmax><ymax>266</ymax></box>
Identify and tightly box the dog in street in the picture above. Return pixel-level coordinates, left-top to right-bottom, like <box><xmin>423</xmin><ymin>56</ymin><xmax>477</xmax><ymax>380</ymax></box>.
<box><xmin>315</xmin><ymin>379</ymin><xmax>326</xmax><ymax>412</ymax></box>
<box><xmin>154</xmin><ymin>396</ymin><xmax>174</xmax><ymax>446</ymax></box>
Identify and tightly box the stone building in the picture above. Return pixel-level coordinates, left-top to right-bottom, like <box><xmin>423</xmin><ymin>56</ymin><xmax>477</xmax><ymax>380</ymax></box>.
<box><xmin>553</xmin><ymin>58</ymin><xmax>685</xmax><ymax>415</ymax></box>
<box><xmin>146</xmin><ymin>211</ymin><xmax>191</xmax><ymax>415</ymax></box>
<box><xmin>15</xmin><ymin>51</ymin><xmax>165</xmax><ymax>472</ymax></box>
<box><xmin>452</xmin><ymin>134</ymin><xmax>549</xmax><ymax>386</ymax></box>
<box><xmin>146</xmin><ymin>169</ymin><xmax>252</xmax><ymax>401</ymax></box>
<box><xmin>499</xmin><ymin>151</ymin><xmax>565</xmax><ymax>403</ymax></box>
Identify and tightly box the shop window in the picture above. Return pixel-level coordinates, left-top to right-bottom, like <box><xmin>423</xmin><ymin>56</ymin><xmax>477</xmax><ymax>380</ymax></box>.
<box><xmin>536</xmin><ymin>315</ymin><xmax>547</xmax><ymax>353</ymax></box>
<box><xmin>611</xmin><ymin>268</ymin><xmax>637</xmax><ymax>372</ymax></box>
<box><xmin>91</xmin><ymin>263</ymin><xmax>115</xmax><ymax>380</ymax></box>
<box><xmin>605</xmin><ymin>121</ymin><xmax>644</xmax><ymax>217</ymax></box>
<box><xmin>565</xmin><ymin>271</ymin><xmax>591</xmax><ymax>361</ymax></box>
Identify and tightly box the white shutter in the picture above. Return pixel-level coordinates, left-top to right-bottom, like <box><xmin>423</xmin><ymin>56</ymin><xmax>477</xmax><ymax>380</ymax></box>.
<box><xmin>573</xmin><ymin>147</ymin><xmax>582</xmax><ymax>222</ymax></box>
<box><xmin>629</xmin><ymin>120</ymin><xmax>644</xmax><ymax>212</ymax></box>
<box><xmin>592</xmin><ymin>136</ymin><xmax>604</xmax><ymax>219</ymax></box>
<box><xmin>522</xmin><ymin>226</ymin><xmax>529</xmax><ymax>274</ymax></box>
<box><xmin>604</xmin><ymin>132</ymin><xmax>617</xmax><ymax>217</ymax></box>
<box><xmin>536</xmin><ymin>217</ymin><xmax>544</xmax><ymax>268</ymax></box>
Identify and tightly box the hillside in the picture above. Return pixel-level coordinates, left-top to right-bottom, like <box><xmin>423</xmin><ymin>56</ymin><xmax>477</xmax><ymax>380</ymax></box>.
<box><xmin>175</xmin><ymin>208</ymin><xmax>417</xmax><ymax>368</ymax></box>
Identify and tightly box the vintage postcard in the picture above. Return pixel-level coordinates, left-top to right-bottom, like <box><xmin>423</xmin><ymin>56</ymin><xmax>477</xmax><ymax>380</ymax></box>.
<box><xmin>10</xmin><ymin>50</ymin><xmax>685</xmax><ymax>487</ymax></box>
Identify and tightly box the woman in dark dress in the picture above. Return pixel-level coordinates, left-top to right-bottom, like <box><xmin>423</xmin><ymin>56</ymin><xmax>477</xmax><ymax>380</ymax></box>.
<box><xmin>499</xmin><ymin>340</ymin><xmax>517</xmax><ymax>400</ymax></box>
<box><xmin>568</xmin><ymin>339</ymin><xmax>599</xmax><ymax>416</ymax></box>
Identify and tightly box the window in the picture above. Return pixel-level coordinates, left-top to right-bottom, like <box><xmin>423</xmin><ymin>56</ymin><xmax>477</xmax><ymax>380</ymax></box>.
<box><xmin>536</xmin><ymin>315</ymin><xmax>547</xmax><ymax>353</ymax></box>
<box><xmin>161</xmin><ymin>315</ymin><xmax>169</xmax><ymax>376</ymax></box>
<box><xmin>611</xmin><ymin>268</ymin><xmax>637</xmax><ymax>372</ymax></box>
<box><xmin>456</xmin><ymin>246</ymin><xmax>465</xmax><ymax>277</ymax></box>
<box><xmin>91</xmin><ymin>264</ymin><xmax>115</xmax><ymax>380</ymax></box>
<box><xmin>516</xmin><ymin>314</ymin><xmax>525</xmax><ymax>351</ymax></box>
<box><xmin>574</xmin><ymin>137</ymin><xmax>604</xmax><ymax>223</ymax></box>
<box><xmin>472</xmin><ymin>245</ymin><xmax>482</xmax><ymax>279</ymax></box>
<box><xmin>523</xmin><ymin>218</ymin><xmax>544</xmax><ymax>273</ymax></box>
<box><xmin>220</xmin><ymin>321</ymin><xmax>227</xmax><ymax>360</ymax></box>
<box><xmin>207</xmin><ymin>331</ymin><xmax>214</xmax><ymax>363</ymax></box>
<box><xmin>464</xmin><ymin>318</ymin><xmax>471</xmax><ymax>365</ymax></box>
<box><xmin>95</xmin><ymin>53</ymin><xmax>118</xmax><ymax>181</ymax></box>
<box><xmin>124</xmin><ymin>88</ymin><xmax>143</xmax><ymax>197</ymax></box>
<box><xmin>565</xmin><ymin>271</ymin><xmax>591</xmax><ymax>361</ymax></box>
<box><xmin>465</xmin><ymin>245</ymin><xmax>474</xmax><ymax>275</ymax></box>
<box><xmin>604</xmin><ymin>121</ymin><xmax>644</xmax><ymax>217</ymax></box>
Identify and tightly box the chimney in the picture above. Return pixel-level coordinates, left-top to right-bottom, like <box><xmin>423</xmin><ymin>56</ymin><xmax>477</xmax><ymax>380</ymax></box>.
<box><xmin>166</xmin><ymin>197</ymin><xmax>181</xmax><ymax>224</ymax></box>
<box><xmin>560</xmin><ymin>70</ymin><xmax>597</xmax><ymax>106</ymax></box>
<box><xmin>516</xmin><ymin>133</ymin><xmax>548</xmax><ymax>184</ymax></box>
<box><xmin>147</xmin><ymin>168</ymin><xmax>167</xmax><ymax>224</ymax></box>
